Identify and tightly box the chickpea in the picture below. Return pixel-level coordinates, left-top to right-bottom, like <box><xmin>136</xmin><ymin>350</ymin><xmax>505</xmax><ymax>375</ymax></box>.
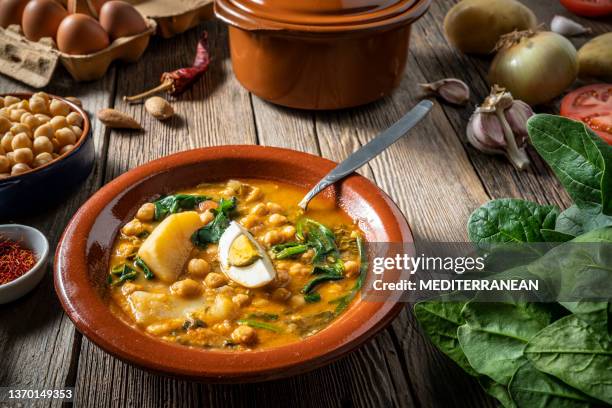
<box><xmin>170</xmin><ymin>279</ymin><xmax>202</xmax><ymax>298</ymax></box>
<box><xmin>10</xmin><ymin>123</ymin><xmax>30</xmax><ymax>137</ymax></box>
<box><xmin>121</xmin><ymin>282</ymin><xmax>142</xmax><ymax>296</ymax></box>
<box><xmin>245</xmin><ymin>186</ymin><xmax>262</xmax><ymax>203</ymax></box>
<box><xmin>232</xmin><ymin>293</ymin><xmax>250</xmax><ymax>307</ymax></box>
<box><xmin>187</xmin><ymin>258</ymin><xmax>210</xmax><ymax>277</ymax></box>
<box><xmin>250</xmin><ymin>203</ymin><xmax>268</xmax><ymax>216</ymax></box>
<box><xmin>240</xmin><ymin>214</ymin><xmax>261</xmax><ymax>229</ymax></box>
<box><xmin>16</xmin><ymin>100</ymin><xmax>28</xmax><ymax>110</ymax></box>
<box><xmin>231</xmin><ymin>325</ymin><xmax>257</xmax><ymax>345</ymax></box>
<box><xmin>3</xmin><ymin>96</ymin><xmax>20</xmax><ymax>107</ymax></box>
<box><xmin>262</xmin><ymin>230</ymin><xmax>282</xmax><ymax>246</ymax></box>
<box><xmin>6</xmin><ymin>152</ymin><xmax>15</xmax><ymax>166</ymax></box>
<box><xmin>21</xmin><ymin>113</ymin><xmax>40</xmax><ymax>130</ymax></box>
<box><xmin>199</xmin><ymin>210</ymin><xmax>215</xmax><ymax>225</ymax></box>
<box><xmin>289</xmin><ymin>295</ymin><xmax>306</xmax><ymax>309</ymax></box>
<box><xmin>271</xmin><ymin>287</ymin><xmax>291</xmax><ymax>302</ymax></box>
<box><xmin>301</xmin><ymin>249</ymin><xmax>315</xmax><ymax>262</ymax></box>
<box><xmin>280</xmin><ymin>225</ymin><xmax>296</xmax><ymax>240</ymax></box>
<box><xmin>11</xmin><ymin>163</ymin><xmax>30</xmax><ymax>176</ymax></box>
<box><xmin>11</xmin><ymin>133</ymin><xmax>32</xmax><ymax>150</ymax></box>
<box><xmin>266</xmin><ymin>202</ymin><xmax>283</xmax><ymax>214</ymax></box>
<box><xmin>55</xmin><ymin>128</ymin><xmax>76</xmax><ymax>146</ymax></box>
<box><xmin>267</xmin><ymin>213</ymin><xmax>287</xmax><ymax>226</ymax></box>
<box><xmin>1</xmin><ymin>133</ymin><xmax>13</xmax><ymax>152</ymax></box>
<box><xmin>66</xmin><ymin>111</ymin><xmax>83</xmax><ymax>127</ymax></box>
<box><xmin>0</xmin><ymin>116</ymin><xmax>10</xmax><ymax>133</ymax></box>
<box><xmin>225</xmin><ymin>179</ymin><xmax>242</xmax><ymax>194</ymax></box>
<box><xmin>34</xmin><ymin>114</ymin><xmax>51</xmax><ymax>124</ymax></box>
<box><xmin>13</xmin><ymin>148</ymin><xmax>33</xmax><ymax>164</ymax></box>
<box><xmin>71</xmin><ymin>126</ymin><xmax>82</xmax><ymax>137</ymax></box>
<box><xmin>29</xmin><ymin>96</ymin><xmax>48</xmax><ymax>114</ymax></box>
<box><xmin>344</xmin><ymin>260</ymin><xmax>360</xmax><ymax>278</ymax></box>
<box><xmin>9</xmin><ymin>109</ymin><xmax>26</xmax><ymax>122</ymax></box>
<box><xmin>59</xmin><ymin>144</ymin><xmax>74</xmax><ymax>155</ymax></box>
<box><xmin>0</xmin><ymin>155</ymin><xmax>9</xmax><ymax>173</ymax></box>
<box><xmin>49</xmin><ymin>116</ymin><xmax>68</xmax><ymax>131</ymax></box>
<box><xmin>32</xmin><ymin>136</ymin><xmax>53</xmax><ymax>155</ymax></box>
<box><xmin>271</xmin><ymin>269</ymin><xmax>290</xmax><ymax>288</ymax></box>
<box><xmin>205</xmin><ymin>272</ymin><xmax>226</xmax><ymax>288</ymax></box>
<box><xmin>51</xmin><ymin>138</ymin><xmax>60</xmax><ymax>151</ymax></box>
<box><xmin>212</xmin><ymin>320</ymin><xmax>233</xmax><ymax>335</ymax></box>
<box><xmin>32</xmin><ymin>152</ymin><xmax>53</xmax><ymax>168</ymax></box>
<box><xmin>49</xmin><ymin>99</ymin><xmax>71</xmax><ymax>117</ymax></box>
<box><xmin>289</xmin><ymin>263</ymin><xmax>310</xmax><ymax>277</ymax></box>
<box><xmin>121</xmin><ymin>219</ymin><xmax>144</xmax><ymax>236</ymax></box>
<box><xmin>136</xmin><ymin>202</ymin><xmax>155</xmax><ymax>221</ymax></box>
<box><xmin>33</xmin><ymin>92</ymin><xmax>50</xmax><ymax>103</ymax></box>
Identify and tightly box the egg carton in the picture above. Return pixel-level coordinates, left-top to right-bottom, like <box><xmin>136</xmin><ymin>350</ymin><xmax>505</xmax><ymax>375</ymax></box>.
<box><xmin>126</xmin><ymin>0</ymin><xmax>214</xmax><ymax>39</ymax></box>
<box><xmin>0</xmin><ymin>19</ymin><xmax>156</xmax><ymax>87</ymax></box>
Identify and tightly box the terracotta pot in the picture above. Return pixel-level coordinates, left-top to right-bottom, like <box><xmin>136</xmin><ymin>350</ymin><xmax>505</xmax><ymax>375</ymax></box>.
<box><xmin>54</xmin><ymin>146</ymin><xmax>413</xmax><ymax>382</ymax></box>
<box><xmin>215</xmin><ymin>0</ymin><xmax>431</xmax><ymax>110</ymax></box>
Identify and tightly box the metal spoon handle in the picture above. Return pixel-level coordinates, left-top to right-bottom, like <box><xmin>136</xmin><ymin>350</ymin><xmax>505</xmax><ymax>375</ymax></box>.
<box><xmin>298</xmin><ymin>99</ymin><xmax>434</xmax><ymax>210</ymax></box>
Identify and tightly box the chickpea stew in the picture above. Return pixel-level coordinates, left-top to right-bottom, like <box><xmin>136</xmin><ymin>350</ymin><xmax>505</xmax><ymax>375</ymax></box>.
<box><xmin>109</xmin><ymin>179</ymin><xmax>366</xmax><ymax>350</ymax></box>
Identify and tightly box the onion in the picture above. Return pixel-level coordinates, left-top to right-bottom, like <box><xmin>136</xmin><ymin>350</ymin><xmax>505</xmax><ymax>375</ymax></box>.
<box><xmin>489</xmin><ymin>31</ymin><xmax>578</xmax><ymax>106</ymax></box>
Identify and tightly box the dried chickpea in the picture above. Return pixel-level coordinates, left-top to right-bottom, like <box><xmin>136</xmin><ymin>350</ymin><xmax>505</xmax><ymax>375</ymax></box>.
<box><xmin>205</xmin><ymin>272</ymin><xmax>227</xmax><ymax>288</ymax></box>
<box><xmin>6</xmin><ymin>152</ymin><xmax>15</xmax><ymax>166</ymax></box>
<box><xmin>33</xmin><ymin>92</ymin><xmax>50</xmax><ymax>103</ymax></box>
<box><xmin>343</xmin><ymin>260</ymin><xmax>360</xmax><ymax>278</ymax></box>
<box><xmin>11</xmin><ymin>133</ymin><xmax>31</xmax><ymax>150</ymax></box>
<box><xmin>121</xmin><ymin>219</ymin><xmax>144</xmax><ymax>236</ymax></box>
<box><xmin>10</xmin><ymin>123</ymin><xmax>30</xmax><ymax>137</ymax></box>
<box><xmin>49</xmin><ymin>116</ymin><xmax>68</xmax><ymax>131</ymax></box>
<box><xmin>59</xmin><ymin>144</ymin><xmax>74</xmax><ymax>155</ymax></box>
<box><xmin>0</xmin><ymin>155</ymin><xmax>9</xmax><ymax>173</ymax></box>
<box><xmin>34</xmin><ymin>124</ymin><xmax>53</xmax><ymax>139</ymax></box>
<box><xmin>231</xmin><ymin>325</ymin><xmax>257</xmax><ymax>345</ymax></box>
<box><xmin>187</xmin><ymin>258</ymin><xmax>210</xmax><ymax>277</ymax></box>
<box><xmin>0</xmin><ymin>108</ymin><xmax>8</xmax><ymax>118</ymax></box>
<box><xmin>232</xmin><ymin>293</ymin><xmax>250</xmax><ymax>307</ymax></box>
<box><xmin>9</xmin><ymin>109</ymin><xmax>26</xmax><ymax>122</ymax></box>
<box><xmin>1</xmin><ymin>133</ymin><xmax>13</xmax><ymax>152</ymax></box>
<box><xmin>136</xmin><ymin>203</ymin><xmax>155</xmax><ymax>221</ymax></box>
<box><xmin>32</xmin><ymin>152</ymin><xmax>53</xmax><ymax>168</ymax></box>
<box><xmin>13</xmin><ymin>148</ymin><xmax>33</xmax><ymax>164</ymax></box>
<box><xmin>271</xmin><ymin>287</ymin><xmax>291</xmax><ymax>302</ymax></box>
<box><xmin>262</xmin><ymin>230</ymin><xmax>282</xmax><ymax>246</ymax></box>
<box><xmin>3</xmin><ymin>96</ymin><xmax>19</xmax><ymax>107</ymax></box>
<box><xmin>51</xmin><ymin>138</ymin><xmax>60</xmax><ymax>151</ymax></box>
<box><xmin>170</xmin><ymin>279</ymin><xmax>202</xmax><ymax>298</ymax></box>
<box><xmin>55</xmin><ymin>128</ymin><xmax>76</xmax><ymax>146</ymax></box>
<box><xmin>33</xmin><ymin>136</ymin><xmax>53</xmax><ymax>155</ymax></box>
<box><xmin>11</xmin><ymin>162</ymin><xmax>30</xmax><ymax>175</ymax></box>
<box><xmin>0</xmin><ymin>116</ymin><xmax>10</xmax><ymax>133</ymax></box>
<box><xmin>50</xmin><ymin>99</ymin><xmax>71</xmax><ymax>117</ymax></box>
<box><xmin>71</xmin><ymin>126</ymin><xmax>82</xmax><ymax>137</ymax></box>
<box><xmin>21</xmin><ymin>113</ymin><xmax>40</xmax><ymax>130</ymax></box>
<box><xmin>34</xmin><ymin>114</ymin><xmax>51</xmax><ymax>124</ymax></box>
<box><xmin>66</xmin><ymin>111</ymin><xmax>83</xmax><ymax>127</ymax></box>
<box><xmin>16</xmin><ymin>100</ymin><xmax>28</xmax><ymax>110</ymax></box>
<box><xmin>29</xmin><ymin>96</ymin><xmax>48</xmax><ymax>114</ymax></box>
<box><xmin>250</xmin><ymin>203</ymin><xmax>268</xmax><ymax>216</ymax></box>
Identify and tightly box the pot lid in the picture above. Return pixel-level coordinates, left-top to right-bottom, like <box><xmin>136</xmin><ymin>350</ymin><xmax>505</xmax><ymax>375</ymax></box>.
<box><xmin>215</xmin><ymin>0</ymin><xmax>431</xmax><ymax>33</ymax></box>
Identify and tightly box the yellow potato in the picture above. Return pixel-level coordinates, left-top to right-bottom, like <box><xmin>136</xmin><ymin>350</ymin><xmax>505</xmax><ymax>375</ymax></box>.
<box><xmin>137</xmin><ymin>211</ymin><xmax>204</xmax><ymax>283</ymax></box>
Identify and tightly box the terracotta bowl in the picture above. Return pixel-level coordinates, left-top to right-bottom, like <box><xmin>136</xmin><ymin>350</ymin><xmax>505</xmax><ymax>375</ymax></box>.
<box><xmin>54</xmin><ymin>146</ymin><xmax>412</xmax><ymax>382</ymax></box>
<box><xmin>0</xmin><ymin>93</ymin><xmax>93</xmax><ymax>218</ymax></box>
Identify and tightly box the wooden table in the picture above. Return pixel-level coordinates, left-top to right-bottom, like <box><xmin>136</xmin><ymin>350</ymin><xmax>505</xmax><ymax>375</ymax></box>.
<box><xmin>1</xmin><ymin>1</ymin><xmax>609</xmax><ymax>406</ymax></box>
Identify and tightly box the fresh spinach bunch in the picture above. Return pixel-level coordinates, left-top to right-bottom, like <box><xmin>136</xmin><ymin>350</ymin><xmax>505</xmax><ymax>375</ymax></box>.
<box><xmin>192</xmin><ymin>197</ymin><xmax>237</xmax><ymax>246</ymax></box>
<box><xmin>416</xmin><ymin>115</ymin><xmax>612</xmax><ymax>407</ymax></box>
<box><xmin>153</xmin><ymin>194</ymin><xmax>209</xmax><ymax>221</ymax></box>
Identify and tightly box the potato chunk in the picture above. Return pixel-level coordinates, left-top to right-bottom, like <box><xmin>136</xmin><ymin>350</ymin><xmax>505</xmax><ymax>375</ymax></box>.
<box><xmin>137</xmin><ymin>211</ymin><xmax>204</xmax><ymax>283</ymax></box>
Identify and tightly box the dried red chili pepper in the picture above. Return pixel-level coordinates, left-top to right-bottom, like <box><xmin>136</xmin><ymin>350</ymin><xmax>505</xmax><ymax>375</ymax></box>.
<box><xmin>0</xmin><ymin>238</ymin><xmax>36</xmax><ymax>285</ymax></box>
<box><xmin>124</xmin><ymin>31</ymin><xmax>211</xmax><ymax>103</ymax></box>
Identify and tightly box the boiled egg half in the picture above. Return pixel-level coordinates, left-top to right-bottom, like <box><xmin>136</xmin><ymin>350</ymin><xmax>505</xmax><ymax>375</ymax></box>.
<box><xmin>218</xmin><ymin>221</ymin><xmax>276</xmax><ymax>288</ymax></box>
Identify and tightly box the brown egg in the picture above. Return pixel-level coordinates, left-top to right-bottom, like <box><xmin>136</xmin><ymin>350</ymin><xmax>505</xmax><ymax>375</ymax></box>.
<box><xmin>98</xmin><ymin>0</ymin><xmax>147</xmax><ymax>40</ymax></box>
<box><xmin>0</xmin><ymin>0</ymin><xmax>29</xmax><ymax>28</ymax></box>
<box><xmin>22</xmin><ymin>0</ymin><xmax>68</xmax><ymax>41</ymax></box>
<box><xmin>57</xmin><ymin>13</ymin><xmax>110</xmax><ymax>55</ymax></box>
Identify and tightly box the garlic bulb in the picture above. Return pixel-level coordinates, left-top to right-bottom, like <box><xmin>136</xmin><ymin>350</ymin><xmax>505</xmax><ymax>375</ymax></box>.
<box><xmin>551</xmin><ymin>15</ymin><xmax>591</xmax><ymax>37</ymax></box>
<box><xmin>467</xmin><ymin>86</ymin><xmax>534</xmax><ymax>170</ymax></box>
<box><xmin>420</xmin><ymin>78</ymin><xmax>470</xmax><ymax>105</ymax></box>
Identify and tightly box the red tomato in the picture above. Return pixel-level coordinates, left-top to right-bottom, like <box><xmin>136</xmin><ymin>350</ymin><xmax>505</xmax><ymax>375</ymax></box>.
<box><xmin>560</xmin><ymin>84</ymin><xmax>612</xmax><ymax>145</ymax></box>
<box><xmin>559</xmin><ymin>0</ymin><xmax>612</xmax><ymax>17</ymax></box>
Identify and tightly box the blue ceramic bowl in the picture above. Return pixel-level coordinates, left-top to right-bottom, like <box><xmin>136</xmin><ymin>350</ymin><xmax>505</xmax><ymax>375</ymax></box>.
<box><xmin>0</xmin><ymin>94</ymin><xmax>94</xmax><ymax>219</ymax></box>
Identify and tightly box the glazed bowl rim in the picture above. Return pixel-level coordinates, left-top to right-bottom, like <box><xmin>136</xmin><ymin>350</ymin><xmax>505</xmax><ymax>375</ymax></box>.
<box><xmin>0</xmin><ymin>93</ymin><xmax>91</xmax><ymax>182</ymax></box>
<box><xmin>0</xmin><ymin>223</ymin><xmax>49</xmax><ymax>290</ymax></box>
<box><xmin>54</xmin><ymin>145</ymin><xmax>413</xmax><ymax>381</ymax></box>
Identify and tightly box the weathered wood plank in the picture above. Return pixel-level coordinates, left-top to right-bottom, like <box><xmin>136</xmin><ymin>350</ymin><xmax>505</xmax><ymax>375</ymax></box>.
<box><xmin>0</xmin><ymin>67</ymin><xmax>115</xmax><ymax>405</ymax></box>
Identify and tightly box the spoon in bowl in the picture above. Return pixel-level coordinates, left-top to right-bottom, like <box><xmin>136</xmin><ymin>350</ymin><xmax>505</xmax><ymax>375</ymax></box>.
<box><xmin>298</xmin><ymin>99</ymin><xmax>434</xmax><ymax>211</ymax></box>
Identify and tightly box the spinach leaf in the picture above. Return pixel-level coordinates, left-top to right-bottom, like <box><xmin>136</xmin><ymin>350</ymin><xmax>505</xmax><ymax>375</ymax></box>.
<box><xmin>525</xmin><ymin>314</ymin><xmax>612</xmax><ymax>404</ymax></box>
<box><xmin>413</xmin><ymin>300</ymin><xmax>478</xmax><ymax>377</ymax></box>
<box><xmin>246</xmin><ymin>313</ymin><xmax>278</xmax><ymax>321</ymax></box>
<box><xmin>109</xmin><ymin>264</ymin><xmax>137</xmax><ymax>286</ymax></box>
<box><xmin>134</xmin><ymin>256</ymin><xmax>154</xmax><ymax>280</ymax></box>
<box><xmin>192</xmin><ymin>197</ymin><xmax>237</xmax><ymax>246</ymax></box>
<box><xmin>304</xmin><ymin>293</ymin><xmax>321</xmax><ymax>303</ymax></box>
<box><xmin>297</xmin><ymin>218</ymin><xmax>338</xmax><ymax>262</ymax></box>
<box><xmin>527</xmin><ymin>114</ymin><xmax>612</xmax><ymax>215</ymax></box>
<box><xmin>458</xmin><ymin>301</ymin><xmax>552</xmax><ymax>385</ymax></box>
<box><xmin>330</xmin><ymin>237</ymin><xmax>368</xmax><ymax>314</ymax></box>
<box><xmin>555</xmin><ymin>205</ymin><xmax>612</xmax><ymax>237</ymax></box>
<box><xmin>153</xmin><ymin>194</ymin><xmax>209</xmax><ymax>221</ymax></box>
<box><xmin>468</xmin><ymin>198</ymin><xmax>559</xmax><ymax>244</ymax></box>
<box><xmin>540</xmin><ymin>228</ymin><xmax>576</xmax><ymax>243</ymax></box>
<box><xmin>272</xmin><ymin>243</ymin><xmax>309</xmax><ymax>259</ymax></box>
<box><xmin>509</xmin><ymin>362</ymin><xmax>597</xmax><ymax>408</ymax></box>
<box><xmin>302</xmin><ymin>274</ymin><xmax>343</xmax><ymax>294</ymax></box>
<box><xmin>480</xmin><ymin>377</ymin><xmax>517</xmax><ymax>408</ymax></box>
<box><xmin>237</xmin><ymin>319</ymin><xmax>281</xmax><ymax>333</ymax></box>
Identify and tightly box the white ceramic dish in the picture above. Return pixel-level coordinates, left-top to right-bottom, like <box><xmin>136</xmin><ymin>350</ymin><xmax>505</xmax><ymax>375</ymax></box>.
<box><xmin>0</xmin><ymin>224</ymin><xmax>49</xmax><ymax>304</ymax></box>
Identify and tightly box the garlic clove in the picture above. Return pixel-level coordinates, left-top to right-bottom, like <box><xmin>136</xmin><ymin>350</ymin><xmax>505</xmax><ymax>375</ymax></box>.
<box><xmin>419</xmin><ymin>78</ymin><xmax>470</xmax><ymax>105</ymax></box>
<box><xmin>504</xmin><ymin>99</ymin><xmax>534</xmax><ymax>144</ymax></box>
<box><xmin>551</xmin><ymin>15</ymin><xmax>591</xmax><ymax>37</ymax></box>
